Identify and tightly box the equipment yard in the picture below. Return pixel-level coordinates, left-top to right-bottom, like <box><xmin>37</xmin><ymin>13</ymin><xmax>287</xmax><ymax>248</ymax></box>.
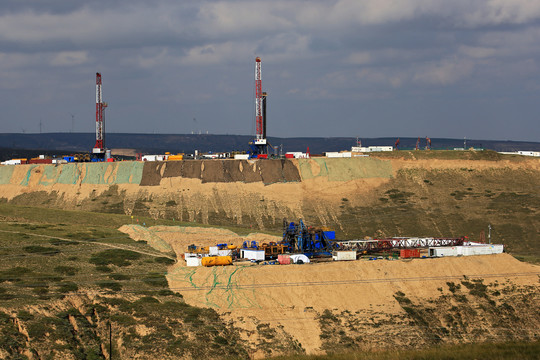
<box><xmin>120</xmin><ymin>224</ymin><xmax>539</xmax><ymax>356</ymax></box>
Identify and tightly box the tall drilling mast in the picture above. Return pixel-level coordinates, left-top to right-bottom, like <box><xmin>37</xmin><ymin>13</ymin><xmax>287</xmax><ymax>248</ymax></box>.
<box><xmin>254</xmin><ymin>57</ymin><xmax>266</xmax><ymax>145</ymax></box>
<box><xmin>93</xmin><ymin>72</ymin><xmax>107</xmax><ymax>156</ymax></box>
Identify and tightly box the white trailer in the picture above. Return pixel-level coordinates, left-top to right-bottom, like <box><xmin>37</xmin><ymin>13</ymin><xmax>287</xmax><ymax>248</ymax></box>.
<box><xmin>430</xmin><ymin>244</ymin><xmax>504</xmax><ymax>257</ymax></box>
<box><xmin>332</xmin><ymin>251</ymin><xmax>357</xmax><ymax>261</ymax></box>
<box><xmin>240</xmin><ymin>249</ymin><xmax>265</xmax><ymax>261</ymax></box>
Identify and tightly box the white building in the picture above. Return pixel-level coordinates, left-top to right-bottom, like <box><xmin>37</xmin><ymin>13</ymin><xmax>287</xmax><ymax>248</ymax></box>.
<box><xmin>351</xmin><ymin>146</ymin><xmax>393</xmax><ymax>152</ymax></box>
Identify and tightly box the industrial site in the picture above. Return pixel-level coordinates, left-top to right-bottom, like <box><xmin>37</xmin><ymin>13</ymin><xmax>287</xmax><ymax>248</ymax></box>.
<box><xmin>0</xmin><ymin>56</ymin><xmax>538</xmax><ymax>360</ymax></box>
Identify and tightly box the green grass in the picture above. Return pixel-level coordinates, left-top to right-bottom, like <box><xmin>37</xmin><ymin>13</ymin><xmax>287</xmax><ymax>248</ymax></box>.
<box><xmin>270</xmin><ymin>341</ymin><xmax>540</xmax><ymax>360</ymax></box>
<box><xmin>370</xmin><ymin>149</ymin><xmax>505</xmax><ymax>161</ymax></box>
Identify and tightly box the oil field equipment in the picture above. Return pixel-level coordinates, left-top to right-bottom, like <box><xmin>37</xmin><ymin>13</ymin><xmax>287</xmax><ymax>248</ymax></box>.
<box><xmin>280</xmin><ymin>219</ymin><xmax>337</xmax><ymax>257</ymax></box>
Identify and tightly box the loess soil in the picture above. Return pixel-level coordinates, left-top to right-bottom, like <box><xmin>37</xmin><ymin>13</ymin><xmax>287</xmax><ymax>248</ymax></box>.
<box><xmin>119</xmin><ymin>224</ymin><xmax>540</xmax><ymax>357</ymax></box>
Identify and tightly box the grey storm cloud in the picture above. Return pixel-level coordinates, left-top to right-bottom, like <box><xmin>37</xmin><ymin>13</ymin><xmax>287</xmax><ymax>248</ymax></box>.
<box><xmin>0</xmin><ymin>0</ymin><xmax>539</xmax><ymax>141</ymax></box>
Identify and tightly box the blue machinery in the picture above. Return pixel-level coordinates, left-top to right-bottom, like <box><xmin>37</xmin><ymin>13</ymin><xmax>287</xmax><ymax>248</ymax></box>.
<box><xmin>281</xmin><ymin>219</ymin><xmax>336</xmax><ymax>258</ymax></box>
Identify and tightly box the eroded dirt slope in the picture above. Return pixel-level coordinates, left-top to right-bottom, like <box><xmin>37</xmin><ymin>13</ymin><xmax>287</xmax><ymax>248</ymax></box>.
<box><xmin>120</xmin><ymin>224</ymin><xmax>540</xmax><ymax>356</ymax></box>
<box><xmin>1</xmin><ymin>156</ymin><xmax>539</xmax><ymax>254</ymax></box>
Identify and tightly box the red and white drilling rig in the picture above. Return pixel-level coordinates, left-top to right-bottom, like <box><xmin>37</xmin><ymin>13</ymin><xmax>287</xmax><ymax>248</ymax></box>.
<box><xmin>92</xmin><ymin>72</ymin><xmax>108</xmax><ymax>158</ymax></box>
<box><xmin>250</xmin><ymin>57</ymin><xmax>270</xmax><ymax>157</ymax></box>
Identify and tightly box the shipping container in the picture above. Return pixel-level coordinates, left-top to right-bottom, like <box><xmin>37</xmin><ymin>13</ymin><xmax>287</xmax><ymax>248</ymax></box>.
<box><xmin>284</xmin><ymin>153</ymin><xmax>294</xmax><ymax>159</ymax></box>
<box><xmin>28</xmin><ymin>158</ymin><xmax>53</xmax><ymax>164</ymax></box>
<box><xmin>186</xmin><ymin>257</ymin><xmax>202</xmax><ymax>267</ymax></box>
<box><xmin>234</xmin><ymin>154</ymin><xmax>250</xmax><ymax>160</ymax></box>
<box><xmin>429</xmin><ymin>244</ymin><xmax>504</xmax><ymax>257</ymax></box>
<box><xmin>185</xmin><ymin>253</ymin><xmax>202</xmax><ymax>267</ymax></box>
<box><xmin>240</xmin><ymin>249</ymin><xmax>265</xmax><ymax>261</ymax></box>
<box><xmin>257</xmin><ymin>154</ymin><xmax>268</xmax><ymax>159</ymax></box>
<box><xmin>277</xmin><ymin>254</ymin><xmax>291</xmax><ymax>265</ymax></box>
<box><xmin>217</xmin><ymin>249</ymin><xmax>232</xmax><ymax>257</ymax></box>
<box><xmin>208</xmin><ymin>246</ymin><xmax>219</xmax><ymax>256</ymax></box>
<box><xmin>332</xmin><ymin>251</ymin><xmax>356</xmax><ymax>261</ymax></box>
<box><xmin>400</xmin><ymin>249</ymin><xmax>421</xmax><ymax>258</ymax></box>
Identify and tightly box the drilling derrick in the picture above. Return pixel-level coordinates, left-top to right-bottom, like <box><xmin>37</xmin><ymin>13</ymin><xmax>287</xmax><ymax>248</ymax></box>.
<box><xmin>93</xmin><ymin>72</ymin><xmax>107</xmax><ymax>157</ymax></box>
<box><xmin>250</xmin><ymin>57</ymin><xmax>271</xmax><ymax>157</ymax></box>
<box><xmin>254</xmin><ymin>57</ymin><xmax>265</xmax><ymax>145</ymax></box>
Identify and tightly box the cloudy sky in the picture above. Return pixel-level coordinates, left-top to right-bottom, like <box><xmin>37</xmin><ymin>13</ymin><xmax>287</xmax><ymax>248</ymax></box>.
<box><xmin>1</xmin><ymin>0</ymin><xmax>539</xmax><ymax>141</ymax></box>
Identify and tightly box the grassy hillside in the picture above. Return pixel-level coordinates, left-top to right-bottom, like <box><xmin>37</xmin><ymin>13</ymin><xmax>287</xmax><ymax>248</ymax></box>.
<box><xmin>0</xmin><ymin>204</ymin><xmax>538</xmax><ymax>358</ymax></box>
<box><xmin>0</xmin><ymin>205</ymin><xmax>275</xmax><ymax>359</ymax></box>
<box><xmin>271</xmin><ymin>341</ymin><xmax>540</xmax><ymax>360</ymax></box>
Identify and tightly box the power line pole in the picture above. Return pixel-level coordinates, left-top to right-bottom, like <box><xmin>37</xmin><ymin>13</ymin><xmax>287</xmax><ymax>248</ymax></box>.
<box><xmin>108</xmin><ymin>321</ymin><xmax>112</xmax><ymax>359</ymax></box>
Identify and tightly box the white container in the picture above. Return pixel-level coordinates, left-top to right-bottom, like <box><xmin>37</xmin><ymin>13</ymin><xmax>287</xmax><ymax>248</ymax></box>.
<box><xmin>234</xmin><ymin>154</ymin><xmax>250</xmax><ymax>160</ymax></box>
<box><xmin>325</xmin><ymin>152</ymin><xmax>341</xmax><ymax>158</ymax></box>
<box><xmin>208</xmin><ymin>246</ymin><xmax>219</xmax><ymax>256</ymax></box>
<box><xmin>1</xmin><ymin>160</ymin><xmax>21</xmax><ymax>165</ymax></box>
<box><xmin>218</xmin><ymin>249</ymin><xmax>232</xmax><ymax>257</ymax></box>
<box><xmin>185</xmin><ymin>253</ymin><xmax>202</xmax><ymax>267</ymax></box>
<box><xmin>332</xmin><ymin>251</ymin><xmax>356</xmax><ymax>261</ymax></box>
<box><xmin>290</xmin><ymin>254</ymin><xmax>310</xmax><ymax>264</ymax></box>
<box><xmin>429</xmin><ymin>246</ymin><xmax>459</xmax><ymax>257</ymax></box>
<box><xmin>240</xmin><ymin>249</ymin><xmax>265</xmax><ymax>261</ymax></box>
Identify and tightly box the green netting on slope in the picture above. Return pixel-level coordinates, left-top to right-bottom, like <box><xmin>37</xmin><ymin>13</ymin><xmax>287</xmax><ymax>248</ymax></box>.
<box><xmin>81</xmin><ymin>163</ymin><xmax>109</xmax><ymax>184</ymax></box>
<box><xmin>57</xmin><ymin>163</ymin><xmax>83</xmax><ymax>185</ymax></box>
<box><xmin>0</xmin><ymin>166</ymin><xmax>15</xmax><ymax>185</ymax></box>
<box><xmin>19</xmin><ymin>165</ymin><xmax>37</xmax><ymax>186</ymax></box>
<box><xmin>297</xmin><ymin>157</ymin><xmax>393</xmax><ymax>181</ymax></box>
<box><xmin>169</xmin><ymin>264</ymin><xmax>260</xmax><ymax>310</ymax></box>
<box><xmin>115</xmin><ymin>161</ymin><xmax>144</xmax><ymax>184</ymax></box>
<box><xmin>39</xmin><ymin>165</ymin><xmax>61</xmax><ymax>186</ymax></box>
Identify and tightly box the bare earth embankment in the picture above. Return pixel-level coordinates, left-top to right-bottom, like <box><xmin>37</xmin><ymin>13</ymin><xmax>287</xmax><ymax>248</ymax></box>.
<box><xmin>120</xmin><ymin>224</ymin><xmax>540</xmax><ymax>357</ymax></box>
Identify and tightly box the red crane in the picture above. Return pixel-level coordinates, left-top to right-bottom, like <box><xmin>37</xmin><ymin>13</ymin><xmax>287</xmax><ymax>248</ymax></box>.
<box><xmin>93</xmin><ymin>72</ymin><xmax>107</xmax><ymax>156</ymax></box>
<box><xmin>394</xmin><ymin>138</ymin><xmax>400</xmax><ymax>150</ymax></box>
<box><xmin>415</xmin><ymin>137</ymin><xmax>420</xmax><ymax>150</ymax></box>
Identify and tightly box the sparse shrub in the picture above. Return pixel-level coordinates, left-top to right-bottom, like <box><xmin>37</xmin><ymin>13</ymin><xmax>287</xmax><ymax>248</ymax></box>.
<box><xmin>166</xmin><ymin>200</ymin><xmax>177</xmax><ymax>207</ymax></box>
<box><xmin>49</xmin><ymin>239</ymin><xmax>78</xmax><ymax>246</ymax></box>
<box><xmin>54</xmin><ymin>266</ymin><xmax>78</xmax><ymax>276</ymax></box>
<box><xmin>17</xmin><ymin>310</ymin><xmax>34</xmax><ymax>321</ymax></box>
<box><xmin>109</xmin><ymin>273</ymin><xmax>131</xmax><ymax>281</ymax></box>
<box><xmin>155</xmin><ymin>257</ymin><xmax>175</xmax><ymax>265</ymax></box>
<box><xmin>95</xmin><ymin>265</ymin><xmax>113</xmax><ymax>273</ymax></box>
<box><xmin>447</xmin><ymin>282</ymin><xmax>461</xmax><ymax>293</ymax></box>
<box><xmin>97</xmin><ymin>281</ymin><xmax>122</xmax><ymax>291</ymax></box>
<box><xmin>142</xmin><ymin>272</ymin><xmax>168</xmax><ymax>287</ymax></box>
<box><xmin>90</xmin><ymin>249</ymin><xmax>142</xmax><ymax>266</ymax></box>
<box><xmin>23</xmin><ymin>245</ymin><xmax>59</xmax><ymax>255</ymax></box>
<box><xmin>57</xmin><ymin>282</ymin><xmax>78</xmax><ymax>293</ymax></box>
<box><xmin>27</xmin><ymin>320</ymin><xmax>52</xmax><ymax>340</ymax></box>
<box><xmin>0</xmin><ymin>267</ymin><xmax>32</xmax><ymax>282</ymax></box>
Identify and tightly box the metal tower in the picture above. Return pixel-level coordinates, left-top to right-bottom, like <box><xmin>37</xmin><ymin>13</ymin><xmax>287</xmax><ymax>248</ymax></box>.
<box><xmin>93</xmin><ymin>72</ymin><xmax>107</xmax><ymax>156</ymax></box>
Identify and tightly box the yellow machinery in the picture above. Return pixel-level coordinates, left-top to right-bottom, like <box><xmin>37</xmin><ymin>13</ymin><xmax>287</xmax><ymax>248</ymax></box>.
<box><xmin>261</xmin><ymin>242</ymin><xmax>286</xmax><ymax>258</ymax></box>
<box><xmin>168</xmin><ymin>154</ymin><xmax>183</xmax><ymax>161</ymax></box>
<box><xmin>201</xmin><ymin>256</ymin><xmax>232</xmax><ymax>267</ymax></box>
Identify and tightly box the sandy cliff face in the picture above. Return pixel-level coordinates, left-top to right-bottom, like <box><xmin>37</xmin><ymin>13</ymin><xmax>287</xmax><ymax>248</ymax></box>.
<box><xmin>0</xmin><ymin>157</ymin><xmax>539</xmax><ymax>254</ymax></box>
<box><xmin>118</xmin><ymin>224</ymin><xmax>540</xmax><ymax>356</ymax></box>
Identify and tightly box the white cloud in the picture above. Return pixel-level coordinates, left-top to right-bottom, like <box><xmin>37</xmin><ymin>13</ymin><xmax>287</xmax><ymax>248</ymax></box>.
<box><xmin>413</xmin><ymin>58</ymin><xmax>474</xmax><ymax>85</ymax></box>
<box><xmin>51</xmin><ymin>51</ymin><xmax>88</xmax><ymax>66</ymax></box>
